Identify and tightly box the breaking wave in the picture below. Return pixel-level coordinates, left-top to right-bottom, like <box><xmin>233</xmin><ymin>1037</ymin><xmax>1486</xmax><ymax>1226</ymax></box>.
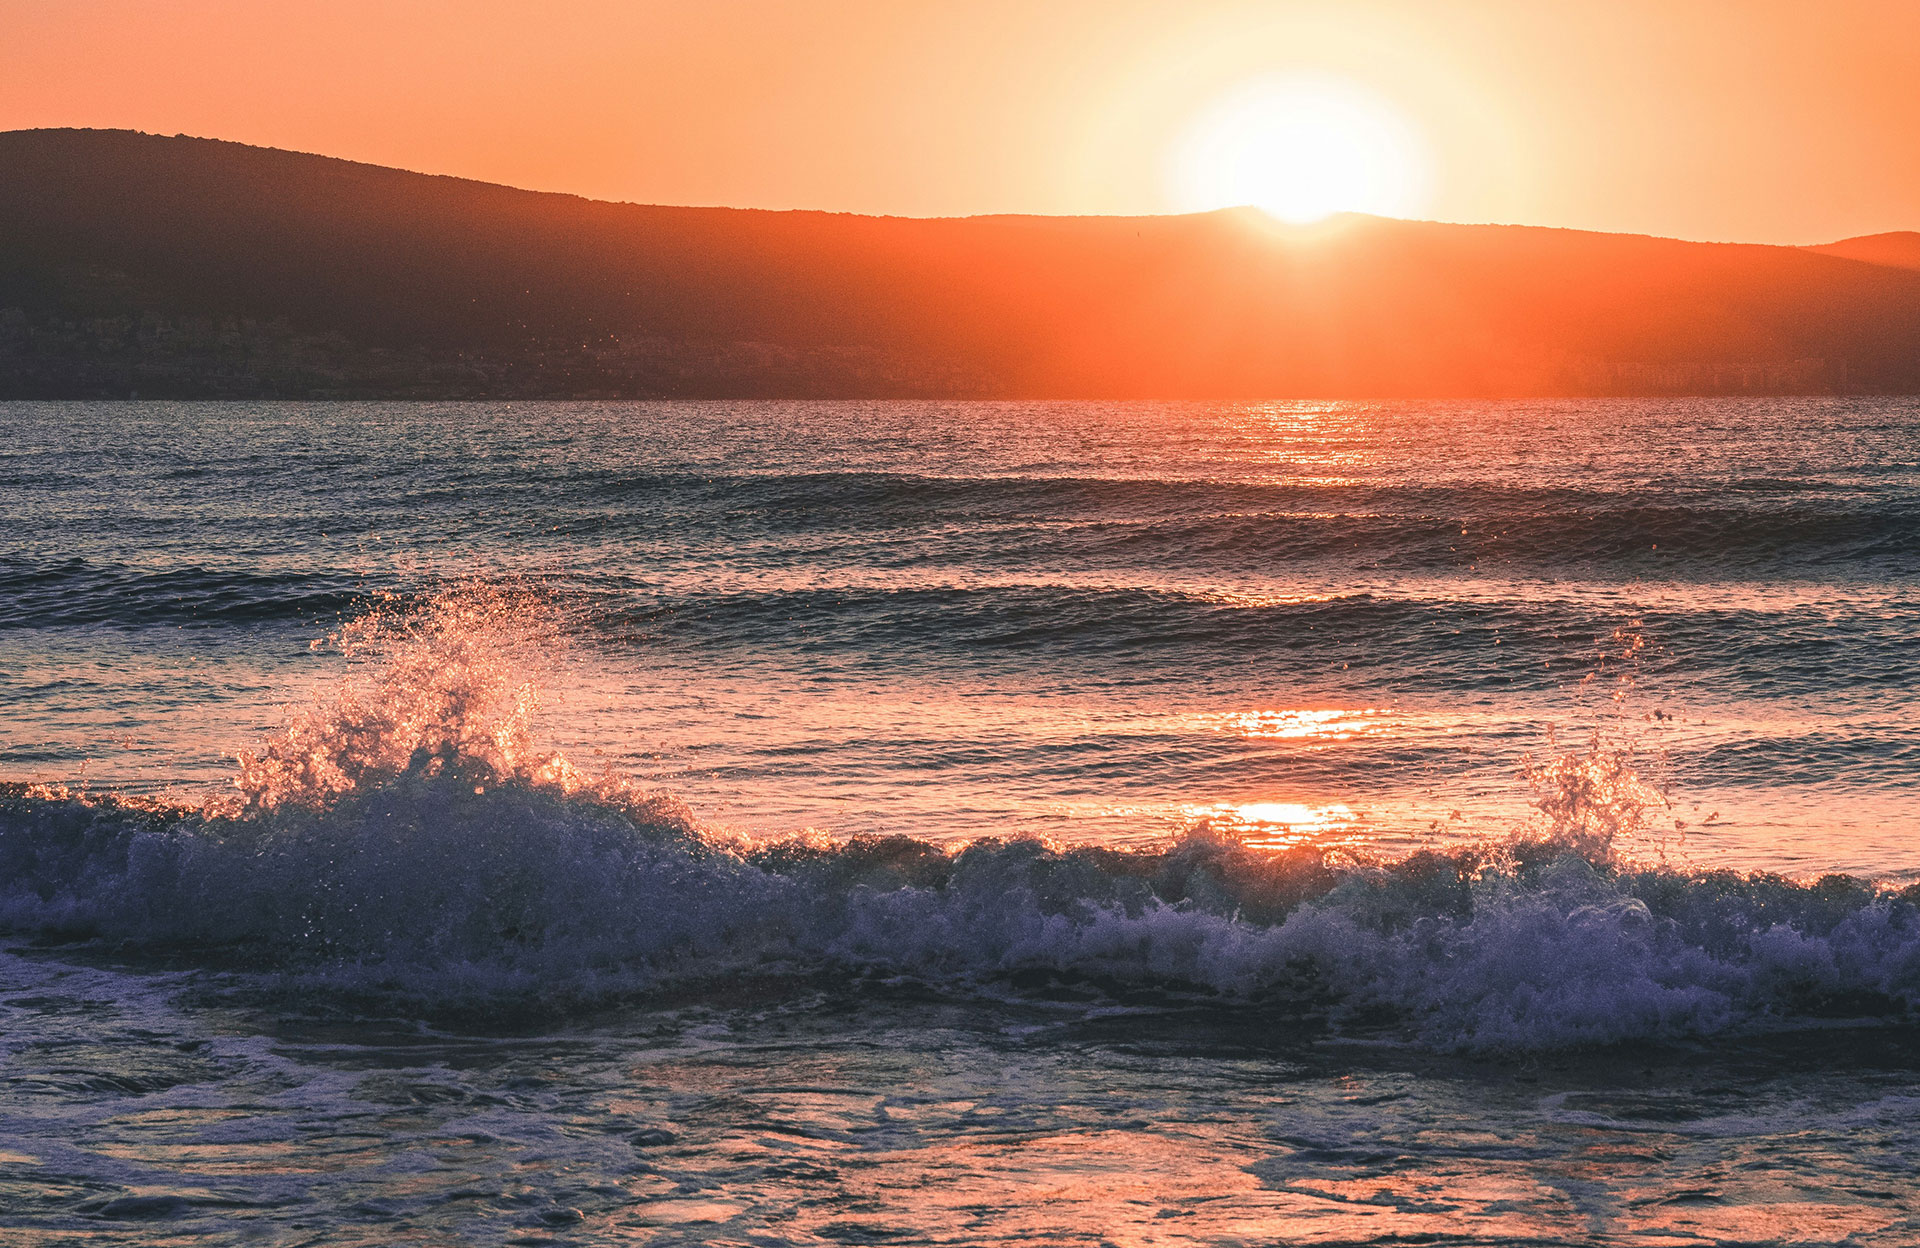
<box><xmin>3</xmin><ymin>590</ymin><xmax>1917</xmax><ymax>1052</ymax></box>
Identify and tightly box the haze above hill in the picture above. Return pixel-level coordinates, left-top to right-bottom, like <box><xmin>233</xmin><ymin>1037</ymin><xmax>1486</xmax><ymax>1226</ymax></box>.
<box><xmin>3</xmin><ymin>128</ymin><xmax>1919</xmax><ymax>398</ymax></box>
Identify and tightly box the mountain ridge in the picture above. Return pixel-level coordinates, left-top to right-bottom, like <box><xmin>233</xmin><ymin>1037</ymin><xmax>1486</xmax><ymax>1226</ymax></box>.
<box><xmin>4</xmin><ymin>127</ymin><xmax>1919</xmax><ymax>398</ymax></box>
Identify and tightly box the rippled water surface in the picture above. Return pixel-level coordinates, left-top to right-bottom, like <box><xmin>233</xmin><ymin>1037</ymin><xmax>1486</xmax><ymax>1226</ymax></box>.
<box><xmin>2</xmin><ymin>398</ymin><xmax>1917</xmax><ymax>1243</ymax></box>
<box><xmin>4</xmin><ymin>398</ymin><xmax>1916</xmax><ymax>870</ymax></box>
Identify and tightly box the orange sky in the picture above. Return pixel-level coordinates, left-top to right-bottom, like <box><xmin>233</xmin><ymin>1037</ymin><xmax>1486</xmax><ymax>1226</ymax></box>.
<box><xmin>5</xmin><ymin>0</ymin><xmax>1917</xmax><ymax>244</ymax></box>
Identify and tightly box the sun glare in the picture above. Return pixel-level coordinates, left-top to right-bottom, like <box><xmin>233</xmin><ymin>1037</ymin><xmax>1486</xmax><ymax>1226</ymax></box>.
<box><xmin>1169</xmin><ymin>73</ymin><xmax>1433</xmax><ymax>225</ymax></box>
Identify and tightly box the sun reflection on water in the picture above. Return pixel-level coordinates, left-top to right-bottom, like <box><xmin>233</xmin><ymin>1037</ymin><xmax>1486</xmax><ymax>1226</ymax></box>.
<box><xmin>1174</xmin><ymin>706</ymin><xmax>1385</xmax><ymax>847</ymax></box>
<box><xmin>1197</xmin><ymin>799</ymin><xmax>1360</xmax><ymax>847</ymax></box>
<box><xmin>1199</xmin><ymin>706</ymin><xmax>1390</xmax><ymax>740</ymax></box>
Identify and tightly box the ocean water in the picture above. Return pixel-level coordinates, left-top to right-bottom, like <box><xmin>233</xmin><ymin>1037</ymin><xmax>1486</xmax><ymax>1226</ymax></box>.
<box><xmin>2</xmin><ymin>397</ymin><xmax>1918</xmax><ymax>1244</ymax></box>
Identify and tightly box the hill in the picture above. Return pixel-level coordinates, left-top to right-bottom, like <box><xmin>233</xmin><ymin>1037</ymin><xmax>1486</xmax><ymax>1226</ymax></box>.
<box><xmin>1805</xmin><ymin>232</ymin><xmax>1920</xmax><ymax>274</ymax></box>
<box><xmin>4</xmin><ymin>128</ymin><xmax>1920</xmax><ymax>398</ymax></box>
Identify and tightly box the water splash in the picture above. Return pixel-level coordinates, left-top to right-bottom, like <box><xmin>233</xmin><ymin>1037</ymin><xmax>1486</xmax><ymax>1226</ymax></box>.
<box><xmin>230</xmin><ymin>586</ymin><xmax>594</xmax><ymax>813</ymax></box>
<box><xmin>1510</xmin><ymin>620</ymin><xmax>1680</xmax><ymax>863</ymax></box>
<box><xmin>1517</xmin><ymin>728</ymin><xmax>1669</xmax><ymax>862</ymax></box>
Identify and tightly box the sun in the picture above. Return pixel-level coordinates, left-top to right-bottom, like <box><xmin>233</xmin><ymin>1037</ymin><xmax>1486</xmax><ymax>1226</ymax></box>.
<box><xmin>1169</xmin><ymin>73</ymin><xmax>1433</xmax><ymax>225</ymax></box>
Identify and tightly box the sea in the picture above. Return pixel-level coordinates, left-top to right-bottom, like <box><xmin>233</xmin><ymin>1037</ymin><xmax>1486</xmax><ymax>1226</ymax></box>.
<box><xmin>1</xmin><ymin>397</ymin><xmax>1917</xmax><ymax>1245</ymax></box>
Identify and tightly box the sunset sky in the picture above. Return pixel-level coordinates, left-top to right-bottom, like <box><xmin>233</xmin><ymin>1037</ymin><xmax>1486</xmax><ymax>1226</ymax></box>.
<box><xmin>5</xmin><ymin>0</ymin><xmax>1918</xmax><ymax>244</ymax></box>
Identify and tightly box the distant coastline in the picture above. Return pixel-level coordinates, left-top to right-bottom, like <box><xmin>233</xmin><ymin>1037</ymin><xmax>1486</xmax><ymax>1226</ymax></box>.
<box><xmin>5</xmin><ymin>128</ymin><xmax>1920</xmax><ymax>400</ymax></box>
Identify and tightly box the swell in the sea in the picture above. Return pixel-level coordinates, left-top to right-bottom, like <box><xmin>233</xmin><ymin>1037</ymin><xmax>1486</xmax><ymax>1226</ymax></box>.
<box><xmin>2</xmin><ymin>589</ymin><xmax>1916</xmax><ymax>1052</ymax></box>
<box><xmin>8</xmin><ymin>558</ymin><xmax>1914</xmax><ymax>708</ymax></box>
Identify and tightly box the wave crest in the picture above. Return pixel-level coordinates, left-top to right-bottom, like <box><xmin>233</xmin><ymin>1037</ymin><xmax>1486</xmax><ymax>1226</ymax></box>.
<box><xmin>3</xmin><ymin>590</ymin><xmax>1916</xmax><ymax>1051</ymax></box>
<box><xmin>6</xmin><ymin>770</ymin><xmax>1919</xmax><ymax>1051</ymax></box>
